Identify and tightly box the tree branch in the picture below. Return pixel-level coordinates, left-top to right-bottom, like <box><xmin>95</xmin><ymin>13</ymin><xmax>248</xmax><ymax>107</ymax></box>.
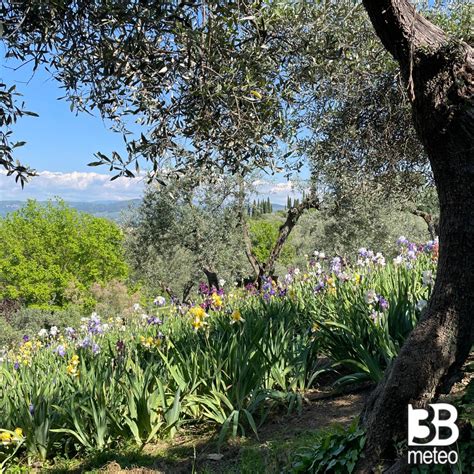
<box><xmin>362</xmin><ymin>0</ymin><xmax>446</xmax><ymax>71</ymax></box>
<box><xmin>411</xmin><ymin>208</ymin><xmax>438</xmax><ymax>240</ymax></box>
<box><xmin>236</xmin><ymin>179</ymin><xmax>262</xmax><ymax>279</ymax></box>
<box><xmin>264</xmin><ymin>193</ymin><xmax>320</xmax><ymax>276</ymax></box>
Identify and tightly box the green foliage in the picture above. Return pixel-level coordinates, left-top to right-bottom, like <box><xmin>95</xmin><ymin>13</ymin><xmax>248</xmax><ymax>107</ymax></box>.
<box><xmin>249</xmin><ymin>198</ymin><xmax>273</xmax><ymax>217</ymax></box>
<box><xmin>0</xmin><ymin>298</ymin><xmax>322</xmax><ymax>463</ymax></box>
<box><xmin>291</xmin><ymin>420</ymin><xmax>366</xmax><ymax>473</ymax></box>
<box><xmin>249</xmin><ymin>218</ymin><xmax>295</xmax><ymax>266</ymax></box>
<box><xmin>0</xmin><ymin>306</ymin><xmax>84</xmax><ymax>347</ymax></box>
<box><xmin>126</xmin><ymin>180</ymin><xmax>249</xmax><ymax>299</ymax></box>
<box><xmin>287</xmin><ymin>201</ymin><xmax>431</xmax><ymax>265</ymax></box>
<box><xmin>3</xmin><ymin>0</ymin><xmax>471</xmax><ymax>184</ymax></box>
<box><xmin>0</xmin><ymin>200</ymin><xmax>128</xmax><ymax>308</ymax></box>
<box><xmin>0</xmin><ymin>428</ymin><xmax>25</xmax><ymax>471</ymax></box>
<box><xmin>0</xmin><ymin>241</ymin><xmax>442</xmax><ymax>468</ymax></box>
<box><xmin>0</xmin><ymin>81</ymin><xmax>38</xmax><ymax>184</ymax></box>
<box><xmin>298</xmin><ymin>255</ymin><xmax>436</xmax><ymax>384</ymax></box>
<box><xmin>90</xmin><ymin>280</ymin><xmax>141</xmax><ymax>319</ymax></box>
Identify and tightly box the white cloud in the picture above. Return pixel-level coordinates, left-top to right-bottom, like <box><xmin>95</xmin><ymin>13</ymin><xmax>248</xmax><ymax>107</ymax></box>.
<box><xmin>0</xmin><ymin>170</ymin><xmax>303</xmax><ymax>205</ymax></box>
<box><xmin>268</xmin><ymin>182</ymin><xmax>295</xmax><ymax>194</ymax></box>
<box><xmin>0</xmin><ymin>170</ymin><xmax>145</xmax><ymax>201</ymax></box>
<box><xmin>250</xmin><ymin>178</ymin><xmax>303</xmax><ymax>205</ymax></box>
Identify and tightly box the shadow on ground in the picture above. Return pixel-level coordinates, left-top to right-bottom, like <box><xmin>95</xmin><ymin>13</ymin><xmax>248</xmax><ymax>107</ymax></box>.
<box><xmin>40</xmin><ymin>389</ymin><xmax>371</xmax><ymax>474</ymax></box>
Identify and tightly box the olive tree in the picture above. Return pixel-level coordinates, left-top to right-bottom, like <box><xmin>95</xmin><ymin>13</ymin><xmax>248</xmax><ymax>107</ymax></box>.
<box><xmin>357</xmin><ymin>1</ymin><xmax>473</xmax><ymax>470</ymax></box>
<box><xmin>1</xmin><ymin>1</ymin><xmax>472</xmax><ymax>469</ymax></box>
<box><xmin>125</xmin><ymin>176</ymin><xmax>249</xmax><ymax>300</ymax></box>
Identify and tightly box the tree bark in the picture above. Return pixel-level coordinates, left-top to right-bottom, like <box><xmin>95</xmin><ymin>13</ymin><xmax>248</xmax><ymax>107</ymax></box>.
<box><xmin>202</xmin><ymin>267</ymin><xmax>219</xmax><ymax>290</ymax></box>
<box><xmin>182</xmin><ymin>280</ymin><xmax>194</xmax><ymax>304</ymax></box>
<box><xmin>236</xmin><ymin>179</ymin><xmax>263</xmax><ymax>279</ymax></box>
<box><xmin>411</xmin><ymin>209</ymin><xmax>438</xmax><ymax>240</ymax></box>
<box><xmin>358</xmin><ymin>1</ymin><xmax>474</xmax><ymax>470</ymax></box>
<box><xmin>263</xmin><ymin>193</ymin><xmax>319</xmax><ymax>277</ymax></box>
<box><xmin>236</xmin><ymin>179</ymin><xmax>319</xmax><ymax>283</ymax></box>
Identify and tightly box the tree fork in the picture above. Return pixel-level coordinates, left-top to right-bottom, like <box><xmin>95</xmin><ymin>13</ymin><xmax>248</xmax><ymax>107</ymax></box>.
<box><xmin>411</xmin><ymin>209</ymin><xmax>438</xmax><ymax>241</ymax></box>
<box><xmin>262</xmin><ymin>192</ymin><xmax>319</xmax><ymax>278</ymax></box>
<box><xmin>357</xmin><ymin>1</ymin><xmax>473</xmax><ymax>471</ymax></box>
<box><xmin>237</xmin><ymin>183</ymin><xmax>318</xmax><ymax>285</ymax></box>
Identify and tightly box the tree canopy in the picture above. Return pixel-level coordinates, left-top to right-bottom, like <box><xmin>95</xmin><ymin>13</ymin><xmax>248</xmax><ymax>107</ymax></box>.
<box><xmin>2</xmin><ymin>0</ymin><xmax>469</xmax><ymax>191</ymax></box>
<box><xmin>0</xmin><ymin>200</ymin><xmax>128</xmax><ymax>307</ymax></box>
<box><xmin>125</xmin><ymin>177</ymin><xmax>248</xmax><ymax>299</ymax></box>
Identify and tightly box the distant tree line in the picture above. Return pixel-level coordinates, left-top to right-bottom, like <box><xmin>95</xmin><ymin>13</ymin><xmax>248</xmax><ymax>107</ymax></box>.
<box><xmin>248</xmin><ymin>198</ymin><xmax>273</xmax><ymax>217</ymax></box>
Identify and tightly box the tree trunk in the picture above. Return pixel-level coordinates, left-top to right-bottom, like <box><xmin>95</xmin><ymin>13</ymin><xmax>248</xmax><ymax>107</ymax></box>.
<box><xmin>411</xmin><ymin>209</ymin><xmax>438</xmax><ymax>240</ymax></box>
<box><xmin>357</xmin><ymin>1</ymin><xmax>473</xmax><ymax>470</ymax></box>
<box><xmin>236</xmin><ymin>179</ymin><xmax>263</xmax><ymax>279</ymax></box>
<box><xmin>237</xmin><ymin>179</ymin><xmax>319</xmax><ymax>284</ymax></box>
<box><xmin>263</xmin><ymin>193</ymin><xmax>319</xmax><ymax>277</ymax></box>
<box><xmin>203</xmin><ymin>268</ymin><xmax>219</xmax><ymax>290</ymax></box>
<box><xmin>182</xmin><ymin>280</ymin><xmax>194</xmax><ymax>304</ymax></box>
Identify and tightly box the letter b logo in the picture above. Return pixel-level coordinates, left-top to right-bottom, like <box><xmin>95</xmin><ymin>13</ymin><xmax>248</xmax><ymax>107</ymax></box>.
<box><xmin>408</xmin><ymin>403</ymin><xmax>459</xmax><ymax>446</ymax></box>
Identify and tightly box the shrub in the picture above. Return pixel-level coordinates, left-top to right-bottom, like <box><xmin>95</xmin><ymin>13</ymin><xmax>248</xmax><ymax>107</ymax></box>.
<box><xmin>0</xmin><ymin>306</ymin><xmax>84</xmax><ymax>347</ymax></box>
<box><xmin>0</xmin><ymin>199</ymin><xmax>128</xmax><ymax>308</ymax></box>
<box><xmin>90</xmin><ymin>280</ymin><xmax>141</xmax><ymax>318</ymax></box>
<box><xmin>291</xmin><ymin>420</ymin><xmax>366</xmax><ymax>473</ymax></box>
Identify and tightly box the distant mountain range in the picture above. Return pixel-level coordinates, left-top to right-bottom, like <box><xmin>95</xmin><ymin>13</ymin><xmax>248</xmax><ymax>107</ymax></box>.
<box><xmin>0</xmin><ymin>200</ymin><xmax>141</xmax><ymax>221</ymax></box>
<box><xmin>0</xmin><ymin>199</ymin><xmax>286</xmax><ymax>221</ymax></box>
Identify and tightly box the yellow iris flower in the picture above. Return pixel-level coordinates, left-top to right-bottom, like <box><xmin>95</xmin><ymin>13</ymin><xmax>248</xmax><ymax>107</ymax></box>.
<box><xmin>230</xmin><ymin>309</ymin><xmax>245</xmax><ymax>324</ymax></box>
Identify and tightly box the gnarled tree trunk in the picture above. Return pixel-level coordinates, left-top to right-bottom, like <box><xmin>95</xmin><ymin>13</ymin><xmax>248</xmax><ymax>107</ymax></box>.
<box><xmin>358</xmin><ymin>1</ymin><xmax>473</xmax><ymax>470</ymax></box>
<box><xmin>239</xmin><ymin>189</ymin><xmax>319</xmax><ymax>285</ymax></box>
<box><xmin>263</xmin><ymin>193</ymin><xmax>320</xmax><ymax>277</ymax></box>
<box><xmin>202</xmin><ymin>267</ymin><xmax>220</xmax><ymax>290</ymax></box>
<box><xmin>411</xmin><ymin>209</ymin><xmax>439</xmax><ymax>240</ymax></box>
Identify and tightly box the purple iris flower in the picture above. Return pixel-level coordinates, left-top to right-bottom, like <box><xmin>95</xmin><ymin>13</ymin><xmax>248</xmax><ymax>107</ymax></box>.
<box><xmin>147</xmin><ymin>316</ymin><xmax>163</xmax><ymax>325</ymax></box>
<box><xmin>79</xmin><ymin>337</ymin><xmax>92</xmax><ymax>349</ymax></box>
<box><xmin>245</xmin><ymin>283</ymin><xmax>255</xmax><ymax>294</ymax></box>
<box><xmin>278</xmin><ymin>288</ymin><xmax>287</xmax><ymax>297</ymax></box>
<box><xmin>423</xmin><ymin>241</ymin><xmax>435</xmax><ymax>253</ymax></box>
<box><xmin>23</xmin><ymin>335</ymin><xmax>30</xmax><ymax>342</ymax></box>
<box><xmin>116</xmin><ymin>340</ymin><xmax>125</xmax><ymax>353</ymax></box>
<box><xmin>331</xmin><ymin>257</ymin><xmax>342</xmax><ymax>273</ymax></box>
<box><xmin>314</xmin><ymin>281</ymin><xmax>325</xmax><ymax>293</ymax></box>
<box><xmin>55</xmin><ymin>345</ymin><xmax>66</xmax><ymax>357</ymax></box>
<box><xmin>201</xmin><ymin>300</ymin><xmax>211</xmax><ymax>310</ymax></box>
<box><xmin>397</xmin><ymin>236</ymin><xmax>409</xmax><ymax>246</ymax></box>
<box><xmin>378</xmin><ymin>297</ymin><xmax>389</xmax><ymax>311</ymax></box>
<box><xmin>358</xmin><ymin>248</ymin><xmax>368</xmax><ymax>258</ymax></box>
<box><xmin>199</xmin><ymin>282</ymin><xmax>210</xmax><ymax>295</ymax></box>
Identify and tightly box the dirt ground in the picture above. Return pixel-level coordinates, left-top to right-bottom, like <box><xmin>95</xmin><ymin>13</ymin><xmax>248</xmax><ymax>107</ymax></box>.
<box><xmin>48</xmin><ymin>358</ymin><xmax>473</xmax><ymax>473</ymax></box>
<box><xmin>96</xmin><ymin>386</ymin><xmax>372</xmax><ymax>474</ymax></box>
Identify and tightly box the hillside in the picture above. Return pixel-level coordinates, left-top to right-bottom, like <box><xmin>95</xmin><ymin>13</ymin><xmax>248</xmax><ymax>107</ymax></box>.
<box><xmin>0</xmin><ymin>200</ymin><xmax>141</xmax><ymax>221</ymax></box>
<box><xmin>0</xmin><ymin>199</ymin><xmax>285</xmax><ymax>220</ymax></box>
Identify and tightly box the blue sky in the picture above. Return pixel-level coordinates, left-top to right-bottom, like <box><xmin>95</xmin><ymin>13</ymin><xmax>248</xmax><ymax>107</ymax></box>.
<box><xmin>1</xmin><ymin>61</ymin><xmax>304</xmax><ymax>203</ymax></box>
<box><xmin>1</xmin><ymin>61</ymin><xmax>127</xmax><ymax>173</ymax></box>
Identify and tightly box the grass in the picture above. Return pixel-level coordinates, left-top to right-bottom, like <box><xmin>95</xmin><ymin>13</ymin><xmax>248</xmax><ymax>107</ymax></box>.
<box><xmin>4</xmin><ymin>384</ymin><xmax>369</xmax><ymax>473</ymax></box>
<box><xmin>11</xmin><ymin>426</ymin><xmax>342</xmax><ymax>473</ymax></box>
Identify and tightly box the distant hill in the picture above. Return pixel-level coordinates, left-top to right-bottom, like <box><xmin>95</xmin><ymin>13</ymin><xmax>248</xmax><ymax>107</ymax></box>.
<box><xmin>272</xmin><ymin>203</ymin><xmax>286</xmax><ymax>211</ymax></box>
<box><xmin>0</xmin><ymin>200</ymin><xmax>141</xmax><ymax>221</ymax></box>
<box><xmin>0</xmin><ymin>199</ymin><xmax>286</xmax><ymax>221</ymax></box>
